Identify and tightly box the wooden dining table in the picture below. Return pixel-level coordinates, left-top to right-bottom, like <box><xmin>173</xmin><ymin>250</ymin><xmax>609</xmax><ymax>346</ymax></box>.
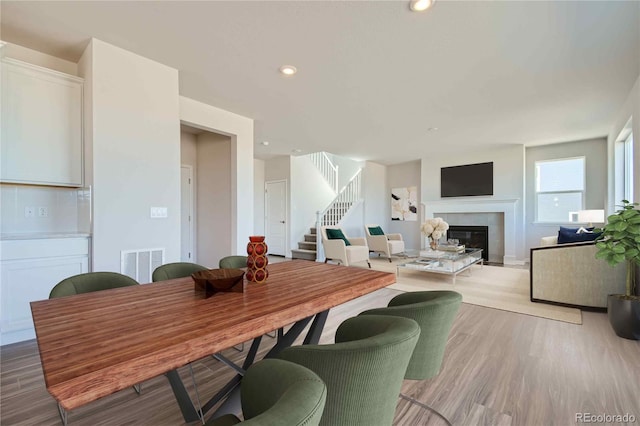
<box><xmin>30</xmin><ymin>260</ymin><xmax>395</xmax><ymax>423</ymax></box>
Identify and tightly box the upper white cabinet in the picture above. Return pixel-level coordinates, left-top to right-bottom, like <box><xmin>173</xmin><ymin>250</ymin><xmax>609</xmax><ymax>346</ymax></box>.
<box><xmin>1</xmin><ymin>58</ymin><xmax>84</xmax><ymax>187</ymax></box>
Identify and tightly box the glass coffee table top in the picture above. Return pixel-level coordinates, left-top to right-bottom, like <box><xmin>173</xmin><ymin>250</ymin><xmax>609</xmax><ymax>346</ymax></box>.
<box><xmin>397</xmin><ymin>248</ymin><xmax>483</xmax><ymax>284</ymax></box>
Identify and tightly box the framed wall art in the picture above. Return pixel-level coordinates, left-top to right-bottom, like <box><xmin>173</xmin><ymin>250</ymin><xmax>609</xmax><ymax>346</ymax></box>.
<box><xmin>391</xmin><ymin>186</ymin><xmax>417</xmax><ymax>221</ymax></box>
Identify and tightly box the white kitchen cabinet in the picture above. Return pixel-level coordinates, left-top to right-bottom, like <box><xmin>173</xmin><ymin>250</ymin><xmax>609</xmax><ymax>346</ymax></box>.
<box><xmin>1</xmin><ymin>57</ymin><xmax>83</xmax><ymax>187</ymax></box>
<box><xmin>0</xmin><ymin>237</ymin><xmax>89</xmax><ymax>345</ymax></box>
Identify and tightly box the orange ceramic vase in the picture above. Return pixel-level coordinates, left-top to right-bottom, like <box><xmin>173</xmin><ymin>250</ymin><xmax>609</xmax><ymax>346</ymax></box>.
<box><xmin>246</xmin><ymin>236</ymin><xmax>269</xmax><ymax>283</ymax></box>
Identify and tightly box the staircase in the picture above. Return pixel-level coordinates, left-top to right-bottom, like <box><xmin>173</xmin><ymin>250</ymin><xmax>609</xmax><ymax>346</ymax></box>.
<box><xmin>291</xmin><ymin>159</ymin><xmax>362</xmax><ymax>262</ymax></box>
<box><xmin>291</xmin><ymin>227</ymin><xmax>318</xmax><ymax>261</ymax></box>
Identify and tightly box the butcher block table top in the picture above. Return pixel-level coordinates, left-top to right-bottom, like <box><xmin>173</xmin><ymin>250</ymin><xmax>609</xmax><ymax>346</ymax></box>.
<box><xmin>31</xmin><ymin>260</ymin><xmax>395</xmax><ymax>411</ymax></box>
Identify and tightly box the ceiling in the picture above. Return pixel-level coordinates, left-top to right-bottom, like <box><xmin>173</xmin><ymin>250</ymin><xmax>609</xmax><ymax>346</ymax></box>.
<box><xmin>1</xmin><ymin>1</ymin><xmax>639</xmax><ymax>164</ymax></box>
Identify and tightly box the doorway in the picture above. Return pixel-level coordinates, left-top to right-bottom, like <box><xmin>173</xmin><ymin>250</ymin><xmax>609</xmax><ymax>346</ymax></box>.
<box><xmin>265</xmin><ymin>180</ymin><xmax>287</xmax><ymax>256</ymax></box>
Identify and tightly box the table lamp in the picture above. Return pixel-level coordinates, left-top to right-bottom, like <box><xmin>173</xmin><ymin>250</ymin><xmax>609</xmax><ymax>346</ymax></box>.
<box><xmin>577</xmin><ymin>209</ymin><xmax>605</xmax><ymax>227</ymax></box>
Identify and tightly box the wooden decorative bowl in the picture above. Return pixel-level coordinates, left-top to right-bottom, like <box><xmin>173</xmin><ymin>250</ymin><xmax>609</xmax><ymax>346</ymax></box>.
<box><xmin>192</xmin><ymin>269</ymin><xmax>245</xmax><ymax>297</ymax></box>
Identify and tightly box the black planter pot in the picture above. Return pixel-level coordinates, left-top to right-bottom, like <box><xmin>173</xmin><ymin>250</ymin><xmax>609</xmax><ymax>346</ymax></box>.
<box><xmin>607</xmin><ymin>294</ymin><xmax>640</xmax><ymax>340</ymax></box>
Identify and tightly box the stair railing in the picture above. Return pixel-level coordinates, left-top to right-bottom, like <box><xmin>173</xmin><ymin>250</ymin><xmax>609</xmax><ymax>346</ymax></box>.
<box><xmin>310</xmin><ymin>152</ymin><xmax>338</xmax><ymax>193</ymax></box>
<box><xmin>315</xmin><ymin>169</ymin><xmax>362</xmax><ymax>260</ymax></box>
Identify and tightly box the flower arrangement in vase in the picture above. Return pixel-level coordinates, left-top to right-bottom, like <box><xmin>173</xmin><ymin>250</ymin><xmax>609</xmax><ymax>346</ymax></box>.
<box><xmin>421</xmin><ymin>217</ymin><xmax>449</xmax><ymax>250</ymax></box>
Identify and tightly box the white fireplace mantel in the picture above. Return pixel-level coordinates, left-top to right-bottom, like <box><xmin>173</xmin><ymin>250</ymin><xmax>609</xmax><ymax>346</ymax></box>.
<box><xmin>422</xmin><ymin>199</ymin><xmax>522</xmax><ymax>265</ymax></box>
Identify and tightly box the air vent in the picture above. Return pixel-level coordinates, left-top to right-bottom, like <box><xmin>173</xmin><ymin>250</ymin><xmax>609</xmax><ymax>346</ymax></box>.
<box><xmin>121</xmin><ymin>248</ymin><xmax>165</xmax><ymax>283</ymax></box>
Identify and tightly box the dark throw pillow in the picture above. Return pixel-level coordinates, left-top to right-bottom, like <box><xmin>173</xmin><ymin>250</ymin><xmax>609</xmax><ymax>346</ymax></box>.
<box><xmin>326</xmin><ymin>228</ymin><xmax>351</xmax><ymax>246</ymax></box>
<box><xmin>557</xmin><ymin>227</ymin><xmax>601</xmax><ymax>244</ymax></box>
<box><xmin>368</xmin><ymin>226</ymin><xmax>385</xmax><ymax>236</ymax></box>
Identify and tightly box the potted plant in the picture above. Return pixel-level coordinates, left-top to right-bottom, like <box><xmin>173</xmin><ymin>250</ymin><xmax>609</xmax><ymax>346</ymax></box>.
<box><xmin>594</xmin><ymin>200</ymin><xmax>640</xmax><ymax>340</ymax></box>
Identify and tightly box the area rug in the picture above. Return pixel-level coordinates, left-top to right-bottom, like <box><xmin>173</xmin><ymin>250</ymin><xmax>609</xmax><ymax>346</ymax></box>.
<box><xmin>368</xmin><ymin>258</ymin><xmax>583</xmax><ymax>324</ymax></box>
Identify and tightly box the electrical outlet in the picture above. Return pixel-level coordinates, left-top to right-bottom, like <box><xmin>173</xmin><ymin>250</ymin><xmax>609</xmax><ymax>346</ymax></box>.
<box><xmin>38</xmin><ymin>207</ymin><xmax>48</xmax><ymax>217</ymax></box>
<box><xmin>24</xmin><ymin>207</ymin><xmax>35</xmax><ymax>218</ymax></box>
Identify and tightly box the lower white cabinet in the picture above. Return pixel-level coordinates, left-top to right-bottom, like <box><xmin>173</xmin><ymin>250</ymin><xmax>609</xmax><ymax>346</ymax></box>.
<box><xmin>0</xmin><ymin>237</ymin><xmax>89</xmax><ymax>345</ymax></box>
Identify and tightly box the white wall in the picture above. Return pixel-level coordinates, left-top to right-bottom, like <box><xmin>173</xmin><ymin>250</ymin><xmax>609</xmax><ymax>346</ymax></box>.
<box><xmin>290</xmin><ymin>155</ymin><xmax>336</xmax><ymax>254</ymax></box>
<box><xmin>388</xmin><ymin>160</ymin><xmax>421</xmax><ymax>250</ymax></box>
<box><xmin>265</xmin><ymin>156</ymin><xmax>290</xmax><ymax>182</ymax></box>
<box><xmin>330</xmin><ymin>154</ymin><xmax>365</xmax><ymax>190</ymax></box>
<box><xmin>179</xmin><ymin>96</ymin><xmax>254</xmax><ymax>255</ymax></box>
<box><xmin>81</xmin><ymin>39</ymin><xmax>181</xmax><ymax>273</ymax></box>
<box><xmin>196</xmin><ymin>133</ymin><xmax>232</xmax><ymax>266</ymax></box>
<box><xmin>254</xmin><ymin>159</ymin><xmax>266</xmax><ymax>236</ymax></box>
<box><xmin>180</xmin><ymin>131</ymin><xmax>198</xmax><ymax>168</ymax></box>
<box><xmin>340</xmin><ymin>201</ymin><xmax>365</xmax><ymax>238</ymax></box>
<box><xmin>363</xmin><ymin>161</ymin><xmax>388</xmax><ymax>233</ymax></box>
<box><xmin>525</xmin><ymin>138</ymin><xmax>608</xmax><ymax>254</ymax></box>
<box><xmin>421</xmin><ymin>145</ymin><xmax>526</xmax><ymax>262</ymax></box>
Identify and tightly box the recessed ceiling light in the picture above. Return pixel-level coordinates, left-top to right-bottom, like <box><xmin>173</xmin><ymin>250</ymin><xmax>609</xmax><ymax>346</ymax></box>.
<box><xmin>261</xmin><ymin>141</ymin><xmax>270</xmax><ymax>146</ymax></box>
<box><xmin>292</xmin><ymin>149</ymin><xmax>302</xmax><ymax>153</ymax></box>
<box><xmin>427</xmin><ymin>127</ymin><xmax>439</xmax><ymax>132</ymax></box>
<box><xmin>409</xmin><ymin>0</ymin><xmax>435</xmax><ymax>12</ymax></box>
<box><xmin>279</xmin><ymin>65</ymin><xmax>297</xmax><ymax>76</ymax></box>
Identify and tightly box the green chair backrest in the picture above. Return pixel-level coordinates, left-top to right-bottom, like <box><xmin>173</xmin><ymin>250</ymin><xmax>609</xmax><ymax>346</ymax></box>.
<box><xmin>219</xmin><ymin>256</ymin><xmax>248</xmax><ymax>269</ymax></box>
<box><xmin>360</xmin><ymin>290</ymin><xmax>462</xmax><ymax>380</ymax></box>
<box><xmin>277</xmin><ymin>315</ymin><xmax>420</xmax><ymax>426</ymax></box>
<box><xmin>205</xmin><ymin>359</ymin><xmax>327</xmax><ymax>426</ymax></box>
<box><xmin>152</xmin><ymin>262</ymin><xmax>208</xmax><ymax>282</ymax></box>
<box><xmin>49</xmin><ymin>272</ymin><xmax>139</xmax><ymax>299</ymax></box>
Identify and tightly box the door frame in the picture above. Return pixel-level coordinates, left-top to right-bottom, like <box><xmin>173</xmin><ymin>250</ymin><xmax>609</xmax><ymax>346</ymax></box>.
<box><xmin>264</xmin><ymin>179</ymin><xmax>288</xmax><ymax>257</ymax></box>
<box><xmin>181</xmin><ymin>165</ymin><xmax>195</xmax><ymax>262</ymax></box>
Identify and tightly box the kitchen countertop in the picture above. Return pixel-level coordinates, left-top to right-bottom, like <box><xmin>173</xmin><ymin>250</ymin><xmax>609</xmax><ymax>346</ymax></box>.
<box><xmin>0</xmin><ymin>232</ymin><xmax>91</xmax><ymax>241</ymax></box>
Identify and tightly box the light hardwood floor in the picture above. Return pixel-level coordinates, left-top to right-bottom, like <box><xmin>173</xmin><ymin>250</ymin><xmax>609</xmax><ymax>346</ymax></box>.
<box><xmin>2</xmin><ymin>285</ymin><xmax>639</xmax><ymax>425</ymax></box>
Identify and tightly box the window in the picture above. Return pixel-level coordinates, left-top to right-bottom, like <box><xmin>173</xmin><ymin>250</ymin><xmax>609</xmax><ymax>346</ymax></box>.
<box><xmin>622</xmin><ymin>132</ymin><xmax>634</xmax><ymax>201</ymax></box>
<box><xmin>615</xmin><ymin>119</ymin><xmax>634</xmax><ymax>203</ymax></box>
<box><xmin>535</xmin><ymin>157</ymin><xmax>585</xmax><ymax>222</ymax></box>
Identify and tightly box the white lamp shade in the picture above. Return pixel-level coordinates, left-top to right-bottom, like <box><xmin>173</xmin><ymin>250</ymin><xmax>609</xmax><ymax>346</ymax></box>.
<box><xmin>577</xmin><ymin>209</ymin><xmax>605</xmax><ymax>224</ymax></box>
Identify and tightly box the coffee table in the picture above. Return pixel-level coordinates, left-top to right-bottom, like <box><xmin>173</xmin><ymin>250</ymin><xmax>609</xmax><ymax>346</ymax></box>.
<box><xmin>397</xmin><ymin>248</ymin><xmax>483</xmax><ymax>284</ymax></box>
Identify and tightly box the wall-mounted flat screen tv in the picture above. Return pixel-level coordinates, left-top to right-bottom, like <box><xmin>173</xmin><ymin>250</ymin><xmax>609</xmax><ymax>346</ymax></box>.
<box><xmin>441</xmin><ymin>162</ymin><xmax>493</xmax><ymax>197</ymax></box>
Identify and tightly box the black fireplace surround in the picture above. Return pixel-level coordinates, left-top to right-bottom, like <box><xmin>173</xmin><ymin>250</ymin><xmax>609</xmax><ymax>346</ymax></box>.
<box><xmin>447</xmin><ymin>225</ymin><xmax>489</xmax><ymax>262</ymax></box>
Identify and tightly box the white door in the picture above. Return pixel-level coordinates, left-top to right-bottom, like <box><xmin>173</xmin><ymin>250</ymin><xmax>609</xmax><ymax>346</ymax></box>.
<box><xmin>265</xmin><ymin>180</ymin><xmax>287</xmax><ymax>256</ymax></box>
<box><xmin>181</xmin><ymin>166</ymin><xmax>194</xmax><ymax>261</ymax></box>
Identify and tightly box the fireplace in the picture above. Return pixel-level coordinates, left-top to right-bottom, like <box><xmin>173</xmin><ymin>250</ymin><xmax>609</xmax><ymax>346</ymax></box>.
<box><xmin>447</xmin><ymin>225</ymin><xmax>489</xmax><ymax>262</ymax></box>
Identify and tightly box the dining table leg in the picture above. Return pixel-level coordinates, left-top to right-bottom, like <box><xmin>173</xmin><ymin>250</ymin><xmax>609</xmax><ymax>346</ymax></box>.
<box><xmin>165</xmin><ymin>369</ymin><xmax>203</xmax><ymax>423</ymax></box>
<box><xmin>205</xmin><ymin>309</ymin><xmax>330</xmax><ymax>422</ymax></box>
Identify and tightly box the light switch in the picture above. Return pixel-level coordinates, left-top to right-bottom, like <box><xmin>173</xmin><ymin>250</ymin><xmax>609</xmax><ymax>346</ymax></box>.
<box><xmin>24</xmin><ymin>207</ymin><xmax>35</xmax><ymax>218</ymax></box>
<box><xmin>150</xmin><ymin>207</ymin><xmax>168</xmax><ymax>218</ymax></box>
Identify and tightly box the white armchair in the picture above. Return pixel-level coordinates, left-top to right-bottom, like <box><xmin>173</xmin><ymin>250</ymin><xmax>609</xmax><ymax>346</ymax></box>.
<box><xmin>321</xmin><ymin>227</ymin><xmax>371</xmax><ymax>268</ymax></box>
<box><xmin>364</xmin><ymin>224</ymin><xmax>405</xmax><ymax>262</ymax></box>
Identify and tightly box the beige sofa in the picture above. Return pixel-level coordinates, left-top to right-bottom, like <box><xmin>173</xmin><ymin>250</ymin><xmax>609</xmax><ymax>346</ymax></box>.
<box><xmin>530</xmin><ymin>236</ymin><xmax>626</xmax><ymax>309</ymax></box>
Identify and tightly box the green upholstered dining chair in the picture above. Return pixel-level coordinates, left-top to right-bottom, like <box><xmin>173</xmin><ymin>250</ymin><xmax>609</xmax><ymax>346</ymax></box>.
<box><xmin>152</xmin><ymin>262</ymin><xmax>208</xmax><ymax>282</ymax></box>
<box><xmin>360</xmin><ymin>290</ymin><xmax>462</xmax><ymax>425</ymax></box>
<box><xmin>49</xmin><ymin>271</ymin><xmax>139</xmax><ymax>298</ymax></box>
<box><xmin>219</xmin><ymin>255</ymin><xmax>248</xmax><ymax>269</ymax></box>
<box><xmin>205</xmin><ymin>359</ymin><xmax>327</xmax><ymax>426</ymax></box>
<box><xmin>277</xmin><ymin>315</ymin><xmax>420</xmax><ymax>426</ymax></box>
